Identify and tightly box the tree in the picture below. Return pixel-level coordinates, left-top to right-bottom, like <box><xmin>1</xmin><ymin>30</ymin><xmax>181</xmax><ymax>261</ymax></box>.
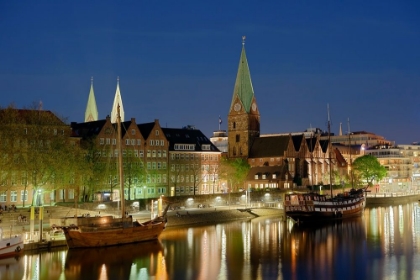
<box><xmin>352</xmin><ymin>155</ymin><xmax>387</xmax><ymax>187</ymax></box>
<box><xmin>220</xmin><ymin>158</ymin><xmax>250</xmax><ymax>192</ymax></box>
<box><xmin>0</xmin><ymin>105</ymin><xmax>73</xmax><ymax>206</ymax></box>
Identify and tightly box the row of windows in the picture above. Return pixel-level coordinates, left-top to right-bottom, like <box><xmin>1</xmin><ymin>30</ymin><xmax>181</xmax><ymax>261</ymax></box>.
<box><xmin>100</xmin><ymin>138</ymin><xmax>143</xmax><ymax>146</ymax></box>
<box><xmin>97</xmin><ymin>150</ymin><xmax>168</xmax><ymax>158</ymax></box>
<box><xmin>174</xmin><ymin>144</ymin><xmax>195</xmax><ymax>150</ymax></box>
<box><xmin>149</xmin><ymin>139</ymin><xmax>165</xmax><ymax>146</ymax></box>
<box><xmin>147</xmin><ymin>150</ymin><xmax>167</xmax><ymax>158</ymax></box>
<box><xmin>170</xmin><ymin>175</ymin><xmax>199</xmax><ymax>183</ymax></box>
<box><xmin>171</xmin><ymin>154</ymin><xmax>199</xmax><ymax>160</ymax></box>
<box><xmin>146</xmin><ymin>174</ymin><xmax>168</xmax><ymax>184</ymax></box>
<box><xmin>169</xmin><ymin>154</ymin><xmax>219</xmax><ymax>161</ymax></box>
<box><xmin>175</xmin><ymin>186</ymin><xmax>199</xmax><ymax>193</ymax></box>
<box><xmin>147</xmin><ymin>162</ymin><xmax>167</xmax><ymax>170</ymax></box>
<box><xmin>171</xmin><ymin>164</ymin><xmax>199</xmax><ymax>172</ymax></box>
<box><xmin>0</xmin><ymin>190</ymin><xmax>28</xmax><ymax>202</ymax></box>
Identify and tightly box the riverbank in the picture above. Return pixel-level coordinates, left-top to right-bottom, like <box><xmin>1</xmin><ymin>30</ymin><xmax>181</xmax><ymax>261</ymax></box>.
<box><xmin>165</xmin><ymin>207</ymin><xmax>284</xmax><ymax>228</ymax></box>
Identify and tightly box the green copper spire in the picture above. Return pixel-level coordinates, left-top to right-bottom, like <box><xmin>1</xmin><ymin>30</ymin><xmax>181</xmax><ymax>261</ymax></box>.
<box><xmin>85</xmin><ymin>77</ymin><xmax>99</xmax><ymax>122</ymax></box>
<box><xmin>230</xmin><ymin>36</ymin><xmax>255</xmax><ymax>113</ymax></box>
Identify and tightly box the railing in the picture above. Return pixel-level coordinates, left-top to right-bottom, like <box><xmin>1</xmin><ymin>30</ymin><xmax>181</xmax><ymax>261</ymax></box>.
<box><xmin>366</xmin><ymin>190</ymin><xmax>420</xmax><ymax>198</ymax></box>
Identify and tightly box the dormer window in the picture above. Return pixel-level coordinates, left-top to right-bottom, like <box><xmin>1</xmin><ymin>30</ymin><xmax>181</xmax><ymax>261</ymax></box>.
<box><xmin>254</xmin><ymin>174</ymin><xmax>259</xmax><ymax>180</ymax></box>
<box><xmin>272</xmin><ymin>174</ymin><xmax>277</xmax><ymax>179</ymax></box>
<box><xmin>262</xmin><ymin>174</ymin><xmax>267</xmax><ymax>180</ymax></box>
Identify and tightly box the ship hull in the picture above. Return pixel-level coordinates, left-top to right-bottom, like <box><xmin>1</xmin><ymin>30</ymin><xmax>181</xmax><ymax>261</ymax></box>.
<box><xmin>62</xmin><ymin>220</ymin><xmax>166</xmax><ymax>249</ymax></box>
<box><xmin>284</xmin><ymin>189</ymin><xmax>366</xmax><ymax>224</ymax></box>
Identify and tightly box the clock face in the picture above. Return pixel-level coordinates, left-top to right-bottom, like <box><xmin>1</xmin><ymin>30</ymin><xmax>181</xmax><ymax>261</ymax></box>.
<box><xmin>252</xmin><ymin>103</ymin><xmax>257</xmax><ymax>111</ymax></box>
<box><xmin>234</xmin><ymin>103</ymin><xmax>241</xmax><ymax>112</ymax></box>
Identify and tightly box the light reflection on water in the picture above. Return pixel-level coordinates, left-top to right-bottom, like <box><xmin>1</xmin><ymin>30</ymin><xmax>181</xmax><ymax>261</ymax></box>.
<box><xmin>1</xmin><ymin>203</ymin><xmax>420</xmax><ymax>280</ymax></box>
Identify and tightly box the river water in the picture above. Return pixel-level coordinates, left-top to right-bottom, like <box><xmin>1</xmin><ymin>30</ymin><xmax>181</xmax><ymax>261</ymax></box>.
<box><xmin>1</xmin><ymin>203</ymin><xmax>420</xmax><ymax>280</ymax></box>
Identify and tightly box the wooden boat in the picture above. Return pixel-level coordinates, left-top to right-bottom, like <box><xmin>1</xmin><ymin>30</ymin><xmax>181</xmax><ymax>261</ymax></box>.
<box><xmin>0</xmin><ymin>229</ymin><xmax>24</xmax><ymax>258</ymax></box>
<box><xmin>285</xmin><ymin>108</ymin><xmax>366</xmax><ymax>224</ymax></box>
<box><xmin>60</xmin><ymin>105</ymin><xmax>168</xmax><ymax>249</ymax></box>
<box><xmin>284</xmin><ymin>188</ymin><xmax>366</xmax><ymax>223</ymax></box>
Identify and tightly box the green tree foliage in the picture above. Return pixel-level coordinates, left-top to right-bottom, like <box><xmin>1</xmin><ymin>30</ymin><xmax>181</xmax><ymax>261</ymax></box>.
<box><xmin>0</xmin><ymin>104</ymin><xmax>75</xmax><ymax>206</ymax></box>
<box><xmin>220</xmin><ymin>157</ymin><xmax>250</xmax><ymax>192</ymax></box>
<box><xmin>352</xmin><ymin>155</ymin><xmax>387</xmax><ymax>187</ymax></box>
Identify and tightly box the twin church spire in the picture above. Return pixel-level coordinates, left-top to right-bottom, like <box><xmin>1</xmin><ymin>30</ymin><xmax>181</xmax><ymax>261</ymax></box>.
<box><xmin>84</xmin><ymin>77</ymin><xmax>125</xmax><ymax>123</ymax></box>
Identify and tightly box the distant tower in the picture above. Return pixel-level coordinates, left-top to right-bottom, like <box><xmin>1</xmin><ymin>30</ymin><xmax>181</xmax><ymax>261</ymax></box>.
<box><xmin>227</xmin><ymin>36</ymin><xmax>260</xmax><ymax>159</ymax></box>
<box><xmin>85</xmin><ymin>77</ymin><xmax>99</xmax><ymax>122</ymax></box>
<box><xmin>111</xmin><ymin>77</ymin><xmax>125</xmax><ymax>123</ymax></box>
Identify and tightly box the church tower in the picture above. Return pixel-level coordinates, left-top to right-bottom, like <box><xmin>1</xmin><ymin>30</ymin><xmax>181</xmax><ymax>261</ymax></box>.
<box><xmin>84</xmin><ymin>77</ymin><xmax>99</xmax><ymax>122</ymax></box>
<box><xmin>228</xmin><ymin>37</ymin><xmax>260</xmax><ymax>159</ymax></box>
<box><xmin>111</xmin><ymin>77</ymin><xmax>125</xmax><ymax>123</ymax></box>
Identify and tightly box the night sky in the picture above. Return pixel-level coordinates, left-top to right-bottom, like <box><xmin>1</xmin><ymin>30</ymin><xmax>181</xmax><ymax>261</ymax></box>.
<box><xmin>1</xmin><ymin>1</ymin><xmax>419</xmax><ymax>144</ymax></box>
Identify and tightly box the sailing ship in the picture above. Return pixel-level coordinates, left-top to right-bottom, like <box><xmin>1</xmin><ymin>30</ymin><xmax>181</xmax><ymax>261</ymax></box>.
<box><xmin>60</xmin><ymin>105</ymin><xmax>168</xmax><ymax>248</ymax></box>
<box><xmin>284</xmin><ymin>107</ymin><xmax>366</xmax><ymax>223</ymax></box>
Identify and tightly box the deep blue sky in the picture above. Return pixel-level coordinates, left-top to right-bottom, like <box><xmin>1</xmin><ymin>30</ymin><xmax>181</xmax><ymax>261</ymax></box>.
<box><xmin>1</xmin><ymin>1</ymin><xmax>419</xmax><ymax>144</ymax></box>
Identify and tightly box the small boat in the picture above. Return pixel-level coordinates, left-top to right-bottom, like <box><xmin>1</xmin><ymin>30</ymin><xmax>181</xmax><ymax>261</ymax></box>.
<box><xmin>0</xmin><ymin>228</ymin><xmax>24</xmax><ymax>258</ymax></box>
<box><xmin>60</xmin><ymin>105</ymin><xmax>168</xmax><ymax>249</ymax></box>
<box><xmin>284</xmin><ymin>188</ymin><xmax>366</xmax><ymax>223</ymax></box>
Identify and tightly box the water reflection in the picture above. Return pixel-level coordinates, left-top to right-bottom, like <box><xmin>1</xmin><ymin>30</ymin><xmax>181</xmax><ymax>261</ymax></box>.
<box><xmin>64</xmin><ymin>241</ymin><xmax>167</xmax><ymax>280</ymax></box>
<box><xmin>2</xmin><ymin>203</ymin><xmax>420</xmax><ymax>279</ymax></box>
<box><xmin>283</xmin><ymin>219</ymin><xmax>367</xmax><ymax>280</ymax></box>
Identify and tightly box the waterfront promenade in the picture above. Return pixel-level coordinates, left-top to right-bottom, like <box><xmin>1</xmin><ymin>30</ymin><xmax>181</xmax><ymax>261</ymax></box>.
<box><xmin>1</xmin><ymin>192</ymin><xmax>419</xmax><ymax>251</ymax></box>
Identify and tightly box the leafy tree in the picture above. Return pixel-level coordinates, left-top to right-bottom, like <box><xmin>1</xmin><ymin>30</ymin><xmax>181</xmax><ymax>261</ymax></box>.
<box><xmin>352</xmin><ymin>155</ymin><xmax>387</xmax><ymax>187</ymax></box>
<box><xmin>0</xmin><ymin>105</ymin><xmax>73</xmax><ymax>206</ymax></box>
<box><xmin>220</xmin><ymin>157</ymin><xmax>250</xmax><ymax>192</ymax></box>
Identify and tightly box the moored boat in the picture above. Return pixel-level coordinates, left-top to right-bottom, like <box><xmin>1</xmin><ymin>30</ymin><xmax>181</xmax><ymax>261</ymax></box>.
<box><xmin>0</xmin><ymin>229</ymin><xmax>24</xmax><ymax>258</ymax></box>
<box><xmin>284</xmin><ymin>188</ymin><xmax>366</xmax><ymax>223</ymax></box>
<box><xmin>60</xmin><ymin>212</ymin><xmax>168</xmax><ymax>249</ymax></box>
<box><xmin>59</xmin><ymin>105</ymin><xmax>168</xmax><ymax>249</ymax></box>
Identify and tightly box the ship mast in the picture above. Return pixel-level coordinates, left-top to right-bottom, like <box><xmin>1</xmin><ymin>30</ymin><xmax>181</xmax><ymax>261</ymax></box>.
<box><xmin>348</xmin><ymin>118</ymin><xmax>354</xmax><ymax>188</ymax></box>
<box><xmin>327</xmin><ymin>104</ymin><xmax>333</xmax><ymax>197</ymax></box>
<box><xmin>117</xmin><ymin>104</ymin><xmax>125</xmax><ymax>219</ymax></box>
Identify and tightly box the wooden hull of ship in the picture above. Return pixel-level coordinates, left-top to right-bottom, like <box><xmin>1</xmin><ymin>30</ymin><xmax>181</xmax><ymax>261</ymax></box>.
<box><xmin>62</xmin><ymin>221</ymin><xmax>166</xmax><ymax>249</ymax></box>
<box><xmin>286</xmin><ymin>203</ymin><xmax>365</xmax><ymax>223</ymax></box>
<box><xmin>284</xmin><ymin>191</ymin><xmax>366</xmax><ymax>224</ymax></box>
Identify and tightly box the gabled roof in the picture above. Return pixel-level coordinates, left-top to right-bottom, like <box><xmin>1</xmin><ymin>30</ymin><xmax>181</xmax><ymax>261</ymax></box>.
<box><xmin>334</xmin><ymin>148</ymin><xmax>348</xmax><ymax>167</ymax></box>
<box><xmin>249</xmin><ymin>136</ymin><xmax>289</xmax><ymax>158</ymax></box>
<box><xmin>305</xmin><ymin>137</ymin><xmax>317</xmax><ymax>152</ymax></box>
<box><xmin>137</xmin><ymin>122</ymin><xmax>155</xmax><ymax>139</ymax></box>
<box><xmin>291</xmin><ymin>135</ymin><xmax>304</xmax><ymax>151</ymax></box>
<box><xmin>162</xmin><ymin>127</ymin><xmax>220</xmax><ymax>152</ymax></box>
<box><xmin>71</xmin><ymin>119</ymin><xmax>107</xmax><ymax>138</ymax></box>
<box><xmin>230</xmin><ymin>43</ymin><xmax>255</xmax><ymax>113</ymax></box>
<box><xmin>0</xmin><ymin>109</ymin><xmax>67</xmax><ymax>126</ymax></box>
<box><xmin>319</xmin><ymin>139</ymin><xmax>330</xmax><ymax>153</ymax></box>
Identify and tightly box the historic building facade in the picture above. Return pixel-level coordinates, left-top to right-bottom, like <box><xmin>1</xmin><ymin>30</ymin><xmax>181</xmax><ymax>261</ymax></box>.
<box><xmin>226</xmin><ymin>40</ymin><xmax>346</xmax><ymax>190</ymax></box>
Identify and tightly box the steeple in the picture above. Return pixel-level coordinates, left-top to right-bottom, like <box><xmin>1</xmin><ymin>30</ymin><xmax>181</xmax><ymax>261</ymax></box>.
<box><xmin>230</xmin><ymin>36</ymin><xmax>255</xmax><ymax>113</ymax></box>
<box><xmin>227</xmin><ymin>37</ymin><xmax>260</xmax><ymax>159</ymax></box>
<box><xmin>84</xmin><ymin>77</ymin><xmax>99</xmax><ymax>122</ymax></box>
<box><xmin>111</xmin><ymin>77</ymin><xmax>125</xmax><ymax>123</ymax></box>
